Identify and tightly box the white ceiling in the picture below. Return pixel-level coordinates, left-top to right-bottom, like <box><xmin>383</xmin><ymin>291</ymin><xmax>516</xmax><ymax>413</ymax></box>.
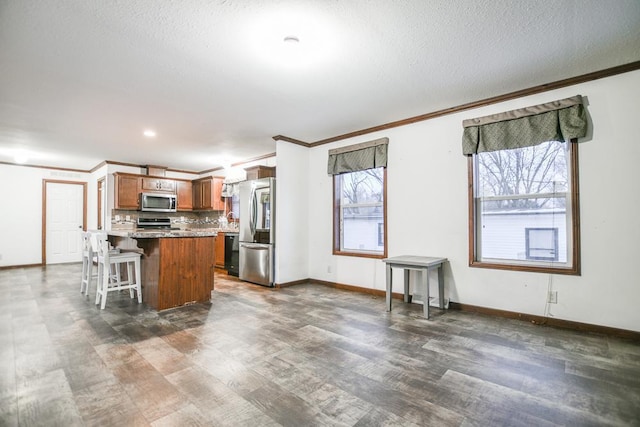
<box><xmin>1</xmin><ymin>0</ymin><xmax>639</xmax><ymax>172</ymax></box>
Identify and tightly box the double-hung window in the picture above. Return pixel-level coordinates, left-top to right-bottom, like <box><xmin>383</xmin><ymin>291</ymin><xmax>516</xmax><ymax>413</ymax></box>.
<box><xmin>328</xmin><ymin>138</ymin><xmax>388</xmax><ymax>258</ymax></box>
<box><xmin>334</xmin><ymin>168</ymin><xmax>386</xmax><ymax>256</ymax></box>
<box><xmin>463</xmin><ymin>96</ymin><xmax>587</xmax><ymax>275</ymax></box>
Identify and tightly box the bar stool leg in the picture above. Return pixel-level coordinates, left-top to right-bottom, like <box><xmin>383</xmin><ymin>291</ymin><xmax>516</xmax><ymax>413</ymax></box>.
<box><xmin>100</xmin><ymin>262</ymin><xmax>111</xmax><ymax>310</ymax></box>
<box><xmin>134</xmin><ymin>257</ymin><xmax>142</xmax><ymax>303</ymax></box>
<box><xmin>80</xmin><ymin>254</ymin><xmax>88</xmax><ymax>294</ymax></box>
<box><xmin>95</xmin><ymin>261</ymin><xmax>103</xmax><ymax>305</ymax></box>
<box><xmin>127</xmin><ymin>262</ymin><xmax>134</xmax><ymax>298</ymax></box>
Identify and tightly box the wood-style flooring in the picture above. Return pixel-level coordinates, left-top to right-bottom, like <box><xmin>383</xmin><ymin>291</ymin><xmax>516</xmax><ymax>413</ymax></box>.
<box><xmin>1</xmin><ymin>263</ymin><xmax>639</xmax><ymax>426</ymax></box>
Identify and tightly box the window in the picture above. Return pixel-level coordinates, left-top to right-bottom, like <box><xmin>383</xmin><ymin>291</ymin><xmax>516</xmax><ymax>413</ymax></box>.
<box><xmin>334</xmin><ymin>167</ymin><xmax>387</xmax><ymax>257</ymax></box>
<box><xmin>469</xmin><ymin>140</ymin><xmax>580</xmax><ymax>274</ymax></box>
<box><xmin>463</xmin><ymin>96</ymin><xmax>586</xmax><ymax>275</ymax></box>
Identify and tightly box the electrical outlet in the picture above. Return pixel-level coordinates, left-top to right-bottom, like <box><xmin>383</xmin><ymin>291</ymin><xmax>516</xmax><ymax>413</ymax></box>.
<box><xmin>0</xmin><ymin>254</ymin><xmax>3</xmax><ymax>261</ymax></box>
<box><xmin>548</xmin><ymin>291</ymin><xmax>558</xmax><ymax>304</ymax></box>
<box><xmin>327</xmin><ymin>265</ymin><xmax>332</xmax><ymax>273</ymax></box>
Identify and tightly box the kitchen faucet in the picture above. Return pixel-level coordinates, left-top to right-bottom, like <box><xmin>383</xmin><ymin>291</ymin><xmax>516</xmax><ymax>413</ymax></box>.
<box><xmin>226</xmin><ymin>211</ymin><xmax>238</xmax><ymax>229</ymax></box>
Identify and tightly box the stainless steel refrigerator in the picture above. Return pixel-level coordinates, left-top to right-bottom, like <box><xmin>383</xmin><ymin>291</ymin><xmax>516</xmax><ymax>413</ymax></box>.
<box><xmin>239</xmin><ymin>177</ymin><xmax>275</xmax><ymax>286</ymax></box>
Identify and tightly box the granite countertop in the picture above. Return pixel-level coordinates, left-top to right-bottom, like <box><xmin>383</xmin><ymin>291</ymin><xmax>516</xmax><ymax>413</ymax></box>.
<box><xmin>108</xmin><ymin>228</ymin><xmax>219</xmax><ymax>238</ymax></box>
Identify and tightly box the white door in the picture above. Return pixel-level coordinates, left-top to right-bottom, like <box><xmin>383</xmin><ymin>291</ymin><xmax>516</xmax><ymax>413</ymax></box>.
<box><xmin>46</xmin><ymin>182</ymin><xmax>84</xmax><ymax>264</ymax></box>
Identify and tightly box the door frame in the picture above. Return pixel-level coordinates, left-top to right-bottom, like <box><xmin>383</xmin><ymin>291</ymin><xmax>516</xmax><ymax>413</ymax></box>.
<box><xmin>42</xmin><ymin>180</ymin><xmax>87</xmax><ymax>265</ymax></box>
<box><xmin>97</xmin><ymin>176</ymin><xmax>105</xmax><ymax>230</ymax></box>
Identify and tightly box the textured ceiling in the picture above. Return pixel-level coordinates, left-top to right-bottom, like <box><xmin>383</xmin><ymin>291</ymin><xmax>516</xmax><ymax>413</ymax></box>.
<box><xmin>1</xmin><ymin>0</ymin><xmax>639</xmax><ymax>172</ymax></box>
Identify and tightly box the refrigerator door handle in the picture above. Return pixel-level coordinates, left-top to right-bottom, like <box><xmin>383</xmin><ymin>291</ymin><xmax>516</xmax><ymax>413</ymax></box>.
<box><xmin>241</xmin><ymin>243</ymin><xmax>269</xmax><ymax>250</ymax></box>
<box><xmin>249</xmin><ymin>186</ymin><xmax>257</xmax><ymax>237</ymax></box>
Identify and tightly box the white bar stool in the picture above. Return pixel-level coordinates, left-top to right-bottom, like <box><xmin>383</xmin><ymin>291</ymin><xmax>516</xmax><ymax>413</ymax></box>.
<box><xmin>80</xmin><ymin>231</ymin><xmax>95</xmax><ymax>295</ymax></box>
<box><xmin>80</xmin><ymin>231</ymin><xmax>120</xmax><ymax>298</ymax></box>
<box><xmin>95</xmin><ymin>233</ymin><xmax>142</xmax><ymax>309</ymax></box>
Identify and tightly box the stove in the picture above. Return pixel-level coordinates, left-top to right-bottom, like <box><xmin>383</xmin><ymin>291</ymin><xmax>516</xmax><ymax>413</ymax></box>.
<box><xmin>137</xmin><ymin>217</ymin><xmax>176</xmax><ymax>229</ymax></box>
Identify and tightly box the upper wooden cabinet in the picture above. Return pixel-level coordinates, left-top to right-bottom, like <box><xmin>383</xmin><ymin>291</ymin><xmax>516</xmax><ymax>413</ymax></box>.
<box><xmin>193</xmin><ymin>176</ymin><xmax>225</xmax><ymax>211</ymax></box>
<box><xmin>176</xmin><ymin>179</ymin><xmax>193</xmax><ymax>211</ymax></box>
<box><xmin>245</xmin><ymin>166</ymin><xmax>275</xmax><ymax>180</ymax></box>
<box><xmin>114</xmin><ymin>173</ymin><xmax>141</xmax><ymax>209</ymax></box>
<box><xmin>113</xmin><ymin>172</ymin><xmax>227</xmax><ymax>212</ymax></box>
<box><xmin>141</xmin><ymin>177</ymin><xmax>176</xmax><ymax>193</ymax></box>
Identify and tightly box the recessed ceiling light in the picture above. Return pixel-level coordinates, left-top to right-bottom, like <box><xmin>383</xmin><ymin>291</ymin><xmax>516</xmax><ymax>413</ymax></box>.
<box><xmin>14</xmin><ymin>152</ymin><xmax>28</xmax><ymax>164</ymax></box>
<box><xmin>143</xmin><ymin>130</ymin><xmax>156</xmax><ymax>138</ymax></box>
<box><xmin>283</xmin><ymin>35</ymin><xmax>300</xmax><ymax>44</ymax></box>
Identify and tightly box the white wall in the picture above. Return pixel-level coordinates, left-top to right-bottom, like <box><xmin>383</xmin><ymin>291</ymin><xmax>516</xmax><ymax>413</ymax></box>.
<box><xmin>2</xmin><ymin>71</ymin><xmax>638</xmax><ymax>332</ymax></box>
<box><xmin>0</xmin><ymin>159</ymin><xmax>273</xmax><ymax>267</ymax></box>
<box><xmin>274</xmin><ymin>141</ymin><xmax>309</xmax><ymax>284</ymax></box>
<box><xmin>0</xmin><ymin>164</ymin><xmax>90</xmax><ymax>266</ymax></box>
<box><xmin>301</xmin><ymin>70</ymin><xmax>640</xmax><ymax>332</ymax></box>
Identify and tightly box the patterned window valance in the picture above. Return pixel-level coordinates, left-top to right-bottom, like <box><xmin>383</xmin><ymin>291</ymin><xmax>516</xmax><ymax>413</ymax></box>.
<box><xmin>461</xmin><ymin>95</ymin><xmax>588</xmax><ymax>155</ymax></box>
<box><xmin>327</xmin><ymin>137</ymin><xmax>389</xmax><ymax>175</ymax></box>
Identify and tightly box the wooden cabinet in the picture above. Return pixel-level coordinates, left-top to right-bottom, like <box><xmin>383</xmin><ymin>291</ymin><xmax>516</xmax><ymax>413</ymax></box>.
<box><xmin>212</xmin><ymin>177</ymin><xmax>224</xmax><ymax>210</ymax></box>
<box><xmin>198</xmin><ymin>178</ymin><xmax>212</xmax><ymax>210</ymax></box>
<box><xmin>193</xmin><ymin>176</ymin><xmax>225</xmax><ymax>211</ymax></box>
<box><xmin>215</xmin><ymin>232</ymin><xmax>225</xmax><ymax>268</ymax></box>
<box><xmin>113</xmin><ymin>172</ymin><xmax>228</xmax><ymax>212</ymax></box>
<box><xmin>245</xmin><ymin>165</ymin><xmax>275</xmax><ymax>180</ymax></box>
<box><xmin>141</xmin><ymin>177</ymin><xmax>176</xmax><ymax>193</ymax></box>
<box><xmin>176</xmin><ymin>179</ymin><xmax>193</xmax><ymax>211</ymax></box>
<box><xmin>135</xmin><ymin>236</ymin><xmax>215</xmax><ymax>310</ymax></box>
<box><xmin>114</xmin><ymin>173</ymin><xmax>141</xmax><ymax>209</ymax></box>
<box><xmin>192</xmin><ymin>179</ymin><xmax>205</xmax><ymax>210</ymax></box>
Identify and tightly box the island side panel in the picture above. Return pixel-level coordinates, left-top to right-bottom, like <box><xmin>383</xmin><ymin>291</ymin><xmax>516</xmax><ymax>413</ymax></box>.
<box><xmin>137</xmin><ymin>238</ymin><xmax>160</xmax><ymax>310</ymax></box>
<box><xmin>157</xmin><ymin>237</ymin><xmax>215</xmax><ymax>310</ymax></box>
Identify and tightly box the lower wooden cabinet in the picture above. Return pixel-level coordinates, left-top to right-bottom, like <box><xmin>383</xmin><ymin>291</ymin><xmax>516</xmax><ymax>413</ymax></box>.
<box><xmin>215</xmin><ymin>233</ymin><xmax>225</xmax><ymax>268</ymax></box>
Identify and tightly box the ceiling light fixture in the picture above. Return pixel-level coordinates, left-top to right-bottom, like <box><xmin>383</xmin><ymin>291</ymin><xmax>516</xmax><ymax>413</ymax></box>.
<box><xmin>143</xmin><ymin>130</ymin><xmax>156</xmax><ymax>138</ymax></box>
<box><xmin>14</xmin><ymin>152</ymin><xmax>28</xmax><ymax>164</ymax></box>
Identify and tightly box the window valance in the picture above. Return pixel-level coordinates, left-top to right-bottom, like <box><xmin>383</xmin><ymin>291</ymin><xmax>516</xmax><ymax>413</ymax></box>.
<box><xmin>327</xmin><ymin>137</ymin><xmax>389</xmax><ymax>175</ymax></box>
<box><xmin>461</xmin><ymin>95</ymin><xmax>587</xmax><ymax>155</ymax></box>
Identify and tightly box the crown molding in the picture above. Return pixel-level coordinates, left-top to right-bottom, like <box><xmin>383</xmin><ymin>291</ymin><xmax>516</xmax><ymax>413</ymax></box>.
<box><xmin>275</xmin><ymin>60</ymin><xmax>640</xmax><ymax>148</ymax></box>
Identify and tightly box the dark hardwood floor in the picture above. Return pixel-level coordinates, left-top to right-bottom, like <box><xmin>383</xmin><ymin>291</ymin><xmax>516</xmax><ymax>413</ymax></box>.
<box><xmin>1</xmin><ymin>263</ymin><xmax>639</xmax><ymax>426</ymax></box>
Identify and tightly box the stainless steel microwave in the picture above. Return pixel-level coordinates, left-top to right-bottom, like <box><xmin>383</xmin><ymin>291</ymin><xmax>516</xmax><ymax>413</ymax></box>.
<box><xmin>139</xmin><ymin>192</ymin><xmax>177</xmax><ymax>212</ymax></box>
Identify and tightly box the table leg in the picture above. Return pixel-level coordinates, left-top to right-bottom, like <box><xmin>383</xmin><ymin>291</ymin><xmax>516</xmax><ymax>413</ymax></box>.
<box><xmin>438</xmin><ymin>263</ymin><xmax>445</xmax><ymax>309</ymax></box>
<box><xmin>386</xmin><ymin>263</ymin><xmax>392</xmax><ymax>312</ymax></box>
<box><xmin>423</xmin><ymin>267</ymin><xmax>430</xmax><ymax>319</ymax></box>
<box><xmin>403</xmin><ymin>269</ymin><xmax>410</xmax><ymax>303</ymax></box>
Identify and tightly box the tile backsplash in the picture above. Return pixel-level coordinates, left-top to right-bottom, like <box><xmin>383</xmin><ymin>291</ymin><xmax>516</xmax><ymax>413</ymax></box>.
<box><xmin>111</xmin><ymin>209</ymin><xmax>231</xmax><ymax>227</ymax></box>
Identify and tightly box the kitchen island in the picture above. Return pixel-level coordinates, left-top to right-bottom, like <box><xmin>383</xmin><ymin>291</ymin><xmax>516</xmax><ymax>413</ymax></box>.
<box><xmin>108</xmin><ymin>229</ymin><xmax>218</xmax><ymax>310</ymax></box>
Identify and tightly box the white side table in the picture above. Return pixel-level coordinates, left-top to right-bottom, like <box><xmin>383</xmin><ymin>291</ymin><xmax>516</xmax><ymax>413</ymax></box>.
<box><xmin>383</xmin><ymin>255</ymin><xmax>447</xmax><ymax>319</ymax></box>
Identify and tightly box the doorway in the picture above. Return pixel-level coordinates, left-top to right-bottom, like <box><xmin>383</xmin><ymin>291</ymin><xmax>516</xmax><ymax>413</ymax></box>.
<box><xmin>42</xmin><ymin>180</ymin><xmax>87</xmax><ymax>264</ymax></box>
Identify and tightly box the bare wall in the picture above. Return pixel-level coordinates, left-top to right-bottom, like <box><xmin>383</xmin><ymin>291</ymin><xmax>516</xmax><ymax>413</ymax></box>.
<box><xmin>301</xmin><ymin>70</ymin><xmax>640</xmax><ymax>332</ymax></box>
